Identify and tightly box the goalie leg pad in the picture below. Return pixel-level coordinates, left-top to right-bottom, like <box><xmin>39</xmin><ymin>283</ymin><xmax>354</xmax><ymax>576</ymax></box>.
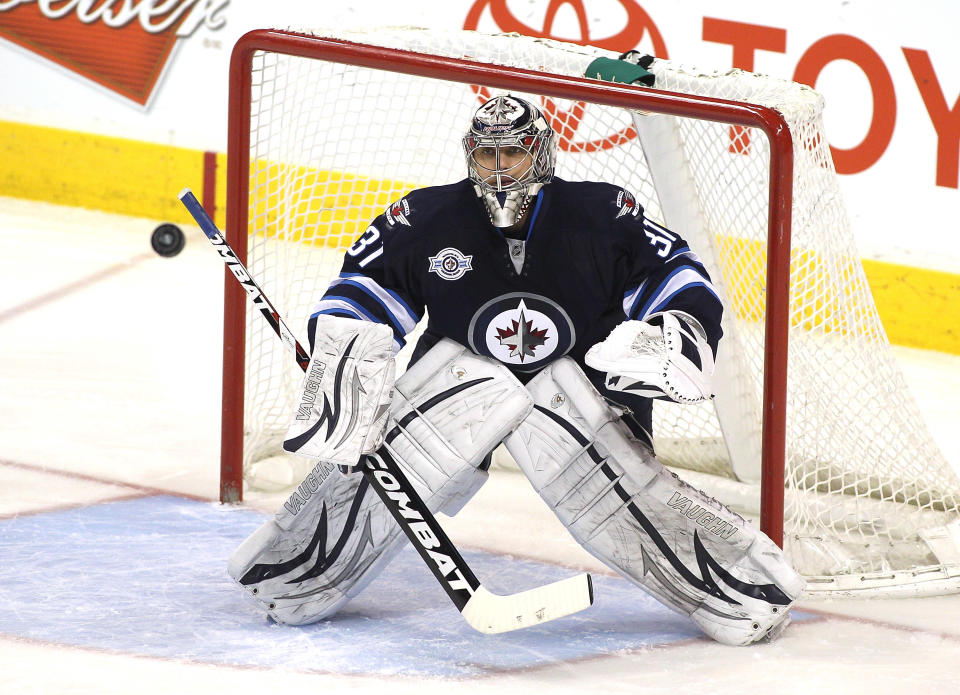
<box><xmin>228</xmin><ymin>462</ymin><xmax>405</xmax><ymax>625</ymax></box>
<box><xmin>383</xmin><ymin>337</ymin><xmax>534</xmax><ymax>514</ymax></box>
<box><xmin>504</xmin><ymin>358</ymin><xmax>805</xmax><ymax>646</ymax></box>
<box><xmin>229</xmin><ymin>339</ymin><xmax>533</xmax><ymax>625</ymax></box>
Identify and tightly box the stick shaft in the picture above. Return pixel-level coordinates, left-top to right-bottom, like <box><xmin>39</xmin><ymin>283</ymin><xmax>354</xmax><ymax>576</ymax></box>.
<box><xmin>179</xmin><ymin>188</ymin><xmax>309</xmax><ymax>370</ymax></box>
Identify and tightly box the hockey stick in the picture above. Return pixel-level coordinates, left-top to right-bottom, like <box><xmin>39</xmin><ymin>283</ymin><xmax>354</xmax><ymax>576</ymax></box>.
<box><xmin>179</xmin><ymin>188</ymin><xmax>593</xmax><ymax>634</ymax></box>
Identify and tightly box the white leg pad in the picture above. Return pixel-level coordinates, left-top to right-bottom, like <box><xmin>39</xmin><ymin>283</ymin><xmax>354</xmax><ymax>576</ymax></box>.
<box><xmin>228</xmin><ymin>339</ymin><xmax>533</xmax><ymax>625</ymax></box>
<box><xmin>504</xmin><ymin>358</ymin><xmax>805</xmax><ymax>645</ymax></box>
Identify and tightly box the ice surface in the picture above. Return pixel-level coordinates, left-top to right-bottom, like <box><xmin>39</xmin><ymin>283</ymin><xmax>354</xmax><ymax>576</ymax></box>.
<box><xmin>0</xmin><ymin>496</ymin><xmax>716</xmax><ymax>677</ymax></box>
<box><xmin>1</xmin><ymin>198</ymin><xmax>960</xmax><ymax>694</ymax></box>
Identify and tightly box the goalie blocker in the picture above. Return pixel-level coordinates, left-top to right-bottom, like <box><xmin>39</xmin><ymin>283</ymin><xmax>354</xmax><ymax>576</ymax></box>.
<box><xmin>283</xmin><ymin>315</ymin><xmax>395</xmax><ymax>469</ymax></box>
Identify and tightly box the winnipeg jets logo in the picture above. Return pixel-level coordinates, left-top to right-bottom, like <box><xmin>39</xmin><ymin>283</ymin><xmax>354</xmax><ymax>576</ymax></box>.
<box><xmin>475</xmin><ymin>95</ymin><xmax>527</xmax><ymax>132</ymax></box>
<box><xmin>428</xmin><ymin>247</ymin><xmax>473</xmax><ymax>281</ymax></box>
<box><xmin>496</xmin><ymin>305</ymin><xmax>549</xmax><ymax>362</ymax></box>
<box><xmin>616</xmin><ymin>189</ymin><xmax>640</xmax><ymax>219</ymax></box>
<box><xmin>468</xmin><ymin>294</ymin><xmax>575</xmax><ymax>371</ymax></box>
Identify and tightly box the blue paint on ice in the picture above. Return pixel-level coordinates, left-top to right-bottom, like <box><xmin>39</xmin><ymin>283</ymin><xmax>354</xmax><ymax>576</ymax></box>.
<box><xmin>0</xmin><ymin>495</ymin><xmax>746</xmax><ymax>676</ymax></box>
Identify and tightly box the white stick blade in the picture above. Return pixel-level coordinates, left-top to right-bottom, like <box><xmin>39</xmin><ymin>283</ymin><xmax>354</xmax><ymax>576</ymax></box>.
<box><xmin>460</xmin><ymin>573</ymin><xmax>593</xmax><ymax>634</ymax></box>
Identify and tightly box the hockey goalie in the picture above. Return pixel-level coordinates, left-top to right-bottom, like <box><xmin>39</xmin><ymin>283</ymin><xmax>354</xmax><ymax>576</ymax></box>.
<box><xmin>228</xmin><ymin>94</ymin><xmax>805</xmax><ymax>646</ymax></box>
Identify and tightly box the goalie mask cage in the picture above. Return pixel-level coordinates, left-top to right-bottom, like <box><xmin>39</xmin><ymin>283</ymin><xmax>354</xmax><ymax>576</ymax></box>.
<box><xmin>222</xmin><ymin>27</ymin><xmax>960</xmax><ymax>598</ymax></box>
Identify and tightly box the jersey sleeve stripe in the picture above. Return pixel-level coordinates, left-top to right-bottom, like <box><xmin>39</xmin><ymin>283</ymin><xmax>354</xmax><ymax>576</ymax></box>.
<box><xmin>313</xmin><ymin>296</ymin><xmax>381</xmax><ymax>324</ymax></box>
<box><xmin>642</xmin><ymin>283</ymin><xmax>717</xmax><ymax>320</ymax></box>
<box><xmin>634</xmin><ymin>267</ymin><xmax>721</xmax><ymax>321</ymax></box>
<box><xmin>338</xmin><ymin>272</ymin><xmax>419</xmax><ymax>320</ymax></box>
<box><xmin>622</xmin><ymin>283</ymin><xmax>647</xmax><ymax>317</ymax></box>
<box><xmin>669</xmin><ymin>251</ymin><xmax>706</xmax><ymax>268</ymax></box>
<box><xmin>322</xmin><ymin>284</ymin><xmax>413</xmax><ymax>339</ymax></box>
<box><xmin>623</xmin><ymin>253</ymin><xmax>711</xmax><ymax>317</ymax></box>
<box><xmin>332</xmin><ymin>274</ymin><xmax>420</xmax><ymax>332</ymax></box>
<box><xmin>310</xmin><ymin>301</ymin><xmax>405</xmax><ymax>354</ymax></box>
<box><xmin>664</xmin><ymin>245</ymin><xmax>705</xmax><ymax>265</ymax></box>
<box><xmin>311</xmin><ymin>305</ymin><xmax>363</xmax><ymax>321</ymax></box>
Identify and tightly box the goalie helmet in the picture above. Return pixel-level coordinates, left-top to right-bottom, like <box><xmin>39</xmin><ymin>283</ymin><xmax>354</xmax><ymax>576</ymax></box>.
<box><xmin>463</xmin><ymin>95</ymin><xmax>556</xmax><ymax>228</ymax></box>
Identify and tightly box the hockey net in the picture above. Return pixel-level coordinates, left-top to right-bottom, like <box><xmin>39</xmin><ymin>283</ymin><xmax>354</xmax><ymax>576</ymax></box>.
<box><xmin>223</xmin><ymin>27</ymin><xmax>960</xmax><ymax>597</ymax></box>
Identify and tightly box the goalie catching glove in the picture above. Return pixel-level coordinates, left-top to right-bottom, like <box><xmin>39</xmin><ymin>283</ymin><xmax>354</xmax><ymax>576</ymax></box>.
<box><xmin>283</xmin><ymin>315</ymin><xmax>395</xmax><ymax>468</ymax></box>
<box><xmin>585</xmin><ymin>311</ymin><xmax>715</xmax><ymax>403</ymax></box>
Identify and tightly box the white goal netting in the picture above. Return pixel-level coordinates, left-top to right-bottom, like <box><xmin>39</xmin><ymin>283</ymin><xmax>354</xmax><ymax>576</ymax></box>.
<box><xmin>231</xmin><ymin>27</ymin><xmax>960</xmax><ymax>596</ymax></box>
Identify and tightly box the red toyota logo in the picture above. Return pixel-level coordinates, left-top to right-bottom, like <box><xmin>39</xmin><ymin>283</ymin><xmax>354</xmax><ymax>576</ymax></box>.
<box><xmin>464</xmin><ymin>0</ymin><xmax>668</xmax><ymax>152</ymax></box>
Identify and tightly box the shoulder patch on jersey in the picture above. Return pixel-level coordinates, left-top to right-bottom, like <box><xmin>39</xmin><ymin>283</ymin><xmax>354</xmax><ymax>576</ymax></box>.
<box><xmin>385</xmin><ymin>197</ymin><xmax>412</xmax><ymax>227</ymax></box>
<box><xmin>428</xmin><ymin>247</ymin><xmax>474</xmax><ymax>281</ymax></box>
<box><xmin>615</xmin><ymin>189</ymin><xmax>640</xmax><ymax>219</ymax></box>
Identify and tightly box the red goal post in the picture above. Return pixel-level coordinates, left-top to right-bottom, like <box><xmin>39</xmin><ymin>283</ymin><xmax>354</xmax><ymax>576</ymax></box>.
<box><xmin>221</xmin><ymin>28</ymin><xmax>794</xmax><ymax>545</ymax></box>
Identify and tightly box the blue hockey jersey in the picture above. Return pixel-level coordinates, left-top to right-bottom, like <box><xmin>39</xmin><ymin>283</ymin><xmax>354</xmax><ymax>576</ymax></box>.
<box><xmin>308</xmin><ymin>177</ymin><xmax>722</xmax><ymax>444</ymax></box>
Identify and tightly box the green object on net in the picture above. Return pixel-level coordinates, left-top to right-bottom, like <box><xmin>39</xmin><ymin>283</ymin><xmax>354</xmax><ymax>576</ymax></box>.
<box><xmin>584</xmin><ymin>56</ymin><xmax>655</xmax><ymax>86</ymax></box>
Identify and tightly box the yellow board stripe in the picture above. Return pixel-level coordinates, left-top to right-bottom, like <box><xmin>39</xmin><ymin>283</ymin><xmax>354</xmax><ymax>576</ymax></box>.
<box><xmin>247</xmin><ymin>159</ymin><xmax>417</xmax><ymax>249</ymax></box>
<box><xmin>864</xmin><ymin>259</ymin><xmax>960</xmax><ymax>354</ymax></box>
<box><xmin>712</xmin><ymin>236</ymin><xmax>960</xmax><ymax>353</ymax></box>
<box><xmin>2</xmin><ymin>119</ymin><xmax>958</xmax><ymax>354</ymax></box>
<box><xmin>0</xmin><ymin>119</ymin><xmax>221</xmax><ymax>227</ymax></box>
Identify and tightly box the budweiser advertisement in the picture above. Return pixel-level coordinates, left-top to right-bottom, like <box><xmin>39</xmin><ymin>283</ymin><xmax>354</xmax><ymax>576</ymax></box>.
<box><xmin>0</xmin><ymin>0</ymin><xmax>228</xmax><ymax>105</ymax></box>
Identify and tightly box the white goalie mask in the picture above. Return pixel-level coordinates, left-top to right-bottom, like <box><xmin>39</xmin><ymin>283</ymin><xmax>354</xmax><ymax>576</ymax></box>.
<box><xmin>463</xmin><ymin>95</ymin><xmax>556</xmax><ymax>228</ymax></box>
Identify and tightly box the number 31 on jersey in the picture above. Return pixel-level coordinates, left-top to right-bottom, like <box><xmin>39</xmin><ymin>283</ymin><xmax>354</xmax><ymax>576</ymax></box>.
<box><xmin>642</xmin><ymin>218</ymin><xmax>676</xmax><ymax>258</ymax></box>
<box><xmin>347</xmin><ymin>225</ymin><xmax>383</xmax><ymax>267</ymax></box>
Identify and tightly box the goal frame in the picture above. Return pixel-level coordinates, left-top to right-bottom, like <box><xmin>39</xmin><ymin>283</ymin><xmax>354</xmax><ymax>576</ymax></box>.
<box><xmin>221</xmin><ymin>28</ymin><xmax>794</xmax><ymax>547</ymax></box>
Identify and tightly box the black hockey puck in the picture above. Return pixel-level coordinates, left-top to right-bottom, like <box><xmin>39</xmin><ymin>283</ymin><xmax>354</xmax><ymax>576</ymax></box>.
<box><xmin>151</xmin><ymin>223</ymin><xmax>186</xmax><ymax>257</ymax></box>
